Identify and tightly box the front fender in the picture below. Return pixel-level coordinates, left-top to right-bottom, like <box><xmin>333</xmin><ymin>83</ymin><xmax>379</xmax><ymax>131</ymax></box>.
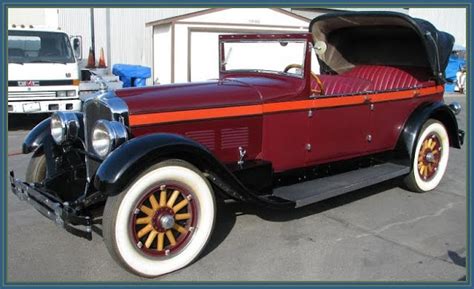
<box><xmin>22</xmin><ymin>117</ymin><xmax>51</xmax><ymax>154</ymax></box>
<box><xmin>395</xmin><ymin>101</ymin><xmax>461</xmax><ymax>165</ymax></box>
<box><xmin>94</xmin><ymin>133</ymin><xmax>294</xmax><ymax>208</ymax></box>
<box><xmin>93</xmin><ymin>133</ymin><xmax>214</xmax><ymax>195</ymax></box>
<box><xmin>22</xmin><ymin>112</ymin><xmax>85</xmax><ymax>154</ymax></box>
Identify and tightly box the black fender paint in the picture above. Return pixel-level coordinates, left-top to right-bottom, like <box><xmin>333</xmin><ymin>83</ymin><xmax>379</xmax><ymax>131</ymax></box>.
<box><xmin>93</xmin><ymin>133</ymin><xmax>294</xmax><ymax>208</ymax></box>
<box><xmin>22</xmin><ymin>117</ymin><xmax>51</xmax><ymax>154</ymax></box>
<box><xmin>395</xmin><ymin>101</ymin><xmax>461</xmax><ymax>166</ymax></box>
<box><xmin>22</xmin><ymin>112</ymin><xmax>85</xmax><ymax>154</ymax></box>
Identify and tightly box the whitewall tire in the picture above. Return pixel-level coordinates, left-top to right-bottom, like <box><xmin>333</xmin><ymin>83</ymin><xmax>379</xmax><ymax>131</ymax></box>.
<box><xmin>103</xmin><ymin>159</ymin><xmax>216</xmax><ymax>277</ymax></box>
<box><xmin>404</xmin><ymin>119</ymin><xmax>450</xmax><ymax>192</ymax></box>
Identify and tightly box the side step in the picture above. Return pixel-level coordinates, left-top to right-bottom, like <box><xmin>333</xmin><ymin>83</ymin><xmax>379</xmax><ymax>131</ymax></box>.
<box><xmin>273</xmin><ymin>163</ymin><xmax>410</xmax><ymax>208</ymax></box>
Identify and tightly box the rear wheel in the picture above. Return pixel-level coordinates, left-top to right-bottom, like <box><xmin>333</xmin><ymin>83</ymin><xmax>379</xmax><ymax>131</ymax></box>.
<box><xmin>403</xmin><ymin>119</ymin><xmax>449</xmax><ymax>192</ymax></box>
<box><xmin>25</xmin><ymin>151</ymin><xmax>47</xmax><ymax>183</ymax></box>
<box><xmin>103</xmin><ymin>159</ymin><xmax>216</xmax><ymax>277</ymax></box>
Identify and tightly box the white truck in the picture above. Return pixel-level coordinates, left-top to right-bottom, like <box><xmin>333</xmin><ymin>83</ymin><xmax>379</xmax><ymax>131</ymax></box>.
<box><xmin>8</xmin><ymin>25</ymin><xmax>82</xmax><ymax>114</ymax></box>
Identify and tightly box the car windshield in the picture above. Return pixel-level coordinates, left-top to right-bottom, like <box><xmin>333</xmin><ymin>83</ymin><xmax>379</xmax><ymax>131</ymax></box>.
<box><xmin>8</xmin><ymin>30</ymin><xmax>75</xmax><ymax>64</ymax></box>
<box><xmin>221</xmin><ymin>40</ymin><xmax>307</xmax><ymax>77</ymax></box>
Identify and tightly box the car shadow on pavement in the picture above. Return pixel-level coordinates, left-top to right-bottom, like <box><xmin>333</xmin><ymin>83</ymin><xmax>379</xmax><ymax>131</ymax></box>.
<box><xmin>8</xmin><ymin>114</ymin><xmax>49</xmax><ymax>131</ymax></box>
<box><xmin>234</xmin><ymin>178</ymin><xmax>400</xmax><ymax>223</ymax></box>
<box><xmin>200</xmin><ymin>199</ymin><xmax>238</xmax><ymax>258</ymax></box>
<box><xmin>201</xmin><ymin>178</ymin><xmax>402</xmax><ymax>259</ymax></box>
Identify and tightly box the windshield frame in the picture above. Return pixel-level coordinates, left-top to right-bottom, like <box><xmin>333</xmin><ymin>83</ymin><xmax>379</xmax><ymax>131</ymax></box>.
<box><xmin>219</xmin><ymin>38</ymin><xmax>309</xmax><ymax>79</ymax></box>
<box><xmin>8</xmin><ymin>30</ymin><xmax>76</xmax><ymax>64</ymax></box>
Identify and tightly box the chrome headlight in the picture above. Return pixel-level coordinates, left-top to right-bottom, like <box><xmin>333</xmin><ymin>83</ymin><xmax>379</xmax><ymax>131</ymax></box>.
<box><xmin>50</xmin><ymin>112</ymin><xmax>80</xmax><ymax>144</ymax></box>
<box><xmin>91</xmin><ymin>120</ymin><xmax>128</xmax><ymax>158</ymax></box>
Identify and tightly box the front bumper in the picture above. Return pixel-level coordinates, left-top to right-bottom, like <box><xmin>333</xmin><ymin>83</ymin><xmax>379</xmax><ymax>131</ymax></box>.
<box><xmin>9</xmin><ymin>171</ymin><xmax>93</xmax><ymax>240</ymax></box>
<box><xmin>8</xmin><ymin>99</ymin><xmax>81</xmax><ymax>113</ymax></box>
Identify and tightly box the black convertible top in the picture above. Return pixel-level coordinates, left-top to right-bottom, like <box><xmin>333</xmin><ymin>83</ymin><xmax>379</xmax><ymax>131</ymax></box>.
<box><xmin>310</xmin><ymin>11</ymin><xmax>455</xmax><ymax>82</ymax></box>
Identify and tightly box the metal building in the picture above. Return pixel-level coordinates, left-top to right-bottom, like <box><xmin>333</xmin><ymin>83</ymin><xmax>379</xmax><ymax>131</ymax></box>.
<box><xmin>57</xmin><ymin>8</ymin><xmax>206</xmax><ymax>72</ymax></box>
<box><xmin>8</xmin><ymin>7</ymin><xmax>465</xmax><ymax>85</ymax></box>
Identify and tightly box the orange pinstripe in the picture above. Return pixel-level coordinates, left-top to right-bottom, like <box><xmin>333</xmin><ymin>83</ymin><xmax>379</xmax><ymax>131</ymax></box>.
<box><xmin>129</xmin><ymin>85</ymin><xmax>444</xmax><ymax>126</ymax></box>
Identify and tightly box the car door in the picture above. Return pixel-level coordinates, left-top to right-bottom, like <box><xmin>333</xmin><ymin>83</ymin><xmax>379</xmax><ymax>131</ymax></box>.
<box><xmin>262</xmin><ymin>109</ymin><xmax>310</xmax><ymax>172</ymax></box>
<box><xmin>306</xmin><ymin>93</ymin><xmax>371</xmax><ymax>166</ymax></box>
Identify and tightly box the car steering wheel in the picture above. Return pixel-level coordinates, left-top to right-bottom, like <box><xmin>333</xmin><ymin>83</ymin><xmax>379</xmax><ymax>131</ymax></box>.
<box><xmin>284</xmin><ymin>64</ymin><xmax>304</xmax><ymax>73</ymax></box>
<box><xmin>283</xmin><ymin>64</ymin><xmax>325</xmax><ymax>95</ymax></box>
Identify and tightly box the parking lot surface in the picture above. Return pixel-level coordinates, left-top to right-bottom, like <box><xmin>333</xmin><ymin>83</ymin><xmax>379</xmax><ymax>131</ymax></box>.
<box><xmin>6</xmin><ymin>94</ymin><xmax>467</xmax><ymax>282</ymax></box>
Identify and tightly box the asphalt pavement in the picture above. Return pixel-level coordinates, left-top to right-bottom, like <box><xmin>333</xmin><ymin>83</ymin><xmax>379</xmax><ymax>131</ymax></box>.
<box><xmin>6</xmin><ymin>93</ymin><xmax>468</xmax><ymax>282</ymax></box>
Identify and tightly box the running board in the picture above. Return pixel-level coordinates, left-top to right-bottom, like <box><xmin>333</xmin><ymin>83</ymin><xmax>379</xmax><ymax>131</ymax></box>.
<box><xmin>273</xmin><ymin>163</ymin><xmax>410</xmax><ymax>208</ymax></box>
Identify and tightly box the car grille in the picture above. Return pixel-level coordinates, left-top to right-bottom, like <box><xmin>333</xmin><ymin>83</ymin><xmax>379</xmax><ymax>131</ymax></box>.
<box><xmin>84</xmin><ymin>99</ymin><xmax>113</xmax><ymax>180</ymax></box>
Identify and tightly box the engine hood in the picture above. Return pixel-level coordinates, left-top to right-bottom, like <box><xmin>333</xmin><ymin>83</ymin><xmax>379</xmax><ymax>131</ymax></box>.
<box><xmin>116</xmin><ymin>79</ymin><xmax>260</xmax><ymax>116</ymax></box>
<box><xmin>115</xmin><ymin>76</ymin><xmax>305</xmax><ymax>116</ymax></box>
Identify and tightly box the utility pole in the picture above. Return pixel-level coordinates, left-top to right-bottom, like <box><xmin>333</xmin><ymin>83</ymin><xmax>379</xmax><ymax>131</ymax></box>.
<box><xmin>90</xmin><ymin>8</ymin><xmax>96</xmax><ymax>60</ymax></box>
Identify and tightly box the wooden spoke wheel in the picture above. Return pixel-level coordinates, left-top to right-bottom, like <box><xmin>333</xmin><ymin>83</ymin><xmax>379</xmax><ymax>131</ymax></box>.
<box><xmin>404</xmin><ymin>119</ymin><xmax>449</xmax><ymax>192</ymax></box>
<box><xmin>131</xmin><ymin>184</ymin><xmax>197</xmax><ymax>256</ymax></box>
<box><xmin>417</xmin><ymin>133</ymin><xmax>442</xmax><ymax>181</ymax></box>
<box><xmin>103</xmin><ymin>160</ymin><xmax>216</xmax><ymax>277</ymax></box>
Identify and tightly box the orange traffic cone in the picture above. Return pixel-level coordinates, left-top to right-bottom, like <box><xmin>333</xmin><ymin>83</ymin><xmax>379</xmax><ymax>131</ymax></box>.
<box><xmin>98</xmin><ymin>47</ymin><xmax>107</xmax><ymax>68</ymax></box>
<box><xmin>86</xmin><ymin>47</ymin><xmax>96</xmax><ymax>68</ymax></box>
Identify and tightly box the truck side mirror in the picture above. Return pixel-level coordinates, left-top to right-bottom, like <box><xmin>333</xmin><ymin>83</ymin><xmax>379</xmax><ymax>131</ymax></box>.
<box><xmin>70</xmin><ymin>36</ymin><xmax>82</xmax><ymax>60</ymax></box>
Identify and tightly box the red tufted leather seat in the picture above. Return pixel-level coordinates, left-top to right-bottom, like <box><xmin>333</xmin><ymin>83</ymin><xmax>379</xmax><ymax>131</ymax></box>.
<box><xmin>312</xmin><ymin>65</ymin><xmax>435</xmax><ymax>96</ymax></box>
<box><xmin>341</xmin><ymin>65</ymin><xmax>435</xmax><ymax>91</ymax></box>
<box><xmin>315</xmin><ymin>75</ymin><xmax>372</xmax><ymax>96</ymax></box>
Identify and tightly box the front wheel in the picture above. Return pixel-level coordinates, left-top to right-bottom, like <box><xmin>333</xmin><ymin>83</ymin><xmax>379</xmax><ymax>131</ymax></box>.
<box><xmin>25</xmin><ymin>151</ymin><xmax>47</xmax><ymax>183</ymax></box>
<box><xmin>103</xmin><ymin>159</ymin><xmax>216</xmax><ymax>277</ymax></box>
<box><xmin>403</xmin><ymin>119</ymin><xmax>450</xmax><ymax>192</ymax></box>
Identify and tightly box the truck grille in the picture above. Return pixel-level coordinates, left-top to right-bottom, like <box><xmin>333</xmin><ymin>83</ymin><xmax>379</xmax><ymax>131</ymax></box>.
<box><xmin>84</xmin><ymin>99</ymin><xmax>113</xmax><ymax>179</ymax></box>
<box><xmin>8</xmin><ymin>91</ymin><xmax>57</xmax><ymax>99</ymax></box>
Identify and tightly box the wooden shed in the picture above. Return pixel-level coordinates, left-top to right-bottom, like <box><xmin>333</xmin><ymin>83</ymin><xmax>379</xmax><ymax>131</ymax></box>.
<box><xmin>147</xmin><ymin>8</ymin><xmax>310</xmax><ymax>84</ymax></box>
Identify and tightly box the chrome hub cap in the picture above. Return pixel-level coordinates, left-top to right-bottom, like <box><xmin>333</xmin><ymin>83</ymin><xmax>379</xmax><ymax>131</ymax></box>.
<box><xmin>160</xmin><ymin>215</ymin><xmax>175</xmax><ymax>230</ymax></box>
<box><xmin>425</xmin><ymin>152</ymin><xmax>435</xmax><ymax>163</ymax></box>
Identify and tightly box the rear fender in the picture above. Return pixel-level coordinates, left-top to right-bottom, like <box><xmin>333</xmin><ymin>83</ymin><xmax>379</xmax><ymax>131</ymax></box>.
<box><xmin>395</xmin><ymin>101</ymin><xmax>461</xmax><ymax>166</ymax></box>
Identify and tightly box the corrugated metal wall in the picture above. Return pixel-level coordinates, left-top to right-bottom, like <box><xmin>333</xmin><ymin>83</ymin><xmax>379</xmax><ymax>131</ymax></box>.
<box><xmin>409</xmin><ymin>8</ymin><xmax>466</xmax><ymax>47</ymax></box>
<box><xmin>58</xmin><ymin>8</ymin><xmax>205</xmax><ymax>71</ymax></box>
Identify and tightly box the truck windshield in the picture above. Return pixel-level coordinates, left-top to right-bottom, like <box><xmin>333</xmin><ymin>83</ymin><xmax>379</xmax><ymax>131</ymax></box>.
<box><xmin>220</xmin><ymin>40</ymin><xmax>307</xmax><ymax>77</ymax></box>
<box><xmin>8</xmin><ymin>30</ymin><xmax>75</xmax><ymax>64</ymax></box>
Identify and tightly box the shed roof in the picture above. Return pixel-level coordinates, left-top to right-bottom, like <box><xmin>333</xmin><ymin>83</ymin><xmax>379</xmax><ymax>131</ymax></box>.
<box><xmin>146</xmin><ymin>8</ymin><xmax>310</xmax><ymax>27</ymax></box>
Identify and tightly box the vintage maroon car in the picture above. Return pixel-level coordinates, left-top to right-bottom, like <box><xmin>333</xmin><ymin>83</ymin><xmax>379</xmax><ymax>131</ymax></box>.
<box><xmin>10</xmin><ymin>12</ymin><xmax>464</xmax><ymax>277</ymax></box>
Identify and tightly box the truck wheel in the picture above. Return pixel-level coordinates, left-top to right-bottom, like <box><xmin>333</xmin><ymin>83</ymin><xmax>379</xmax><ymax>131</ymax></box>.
<box><xmin>404</xmin><ymin>119</ymin><xmax>449</xmax><ymax>192</ymax></box>
<box><xmin>102</xmin><ymin>159</ymin><xmax>216</xmax><ymax>277</ymax></box>
<box><xmin>25</xmin><ymin>151</ymin><xmax>47</xmax><ymax>183</ymax></box>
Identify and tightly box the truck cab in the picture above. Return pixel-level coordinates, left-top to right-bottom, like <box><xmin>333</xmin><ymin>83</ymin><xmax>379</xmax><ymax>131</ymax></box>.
<box><xmin>8</xmin><ymin>25</ymin><xmax>81</xmax><ymax>114</ymax></box>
